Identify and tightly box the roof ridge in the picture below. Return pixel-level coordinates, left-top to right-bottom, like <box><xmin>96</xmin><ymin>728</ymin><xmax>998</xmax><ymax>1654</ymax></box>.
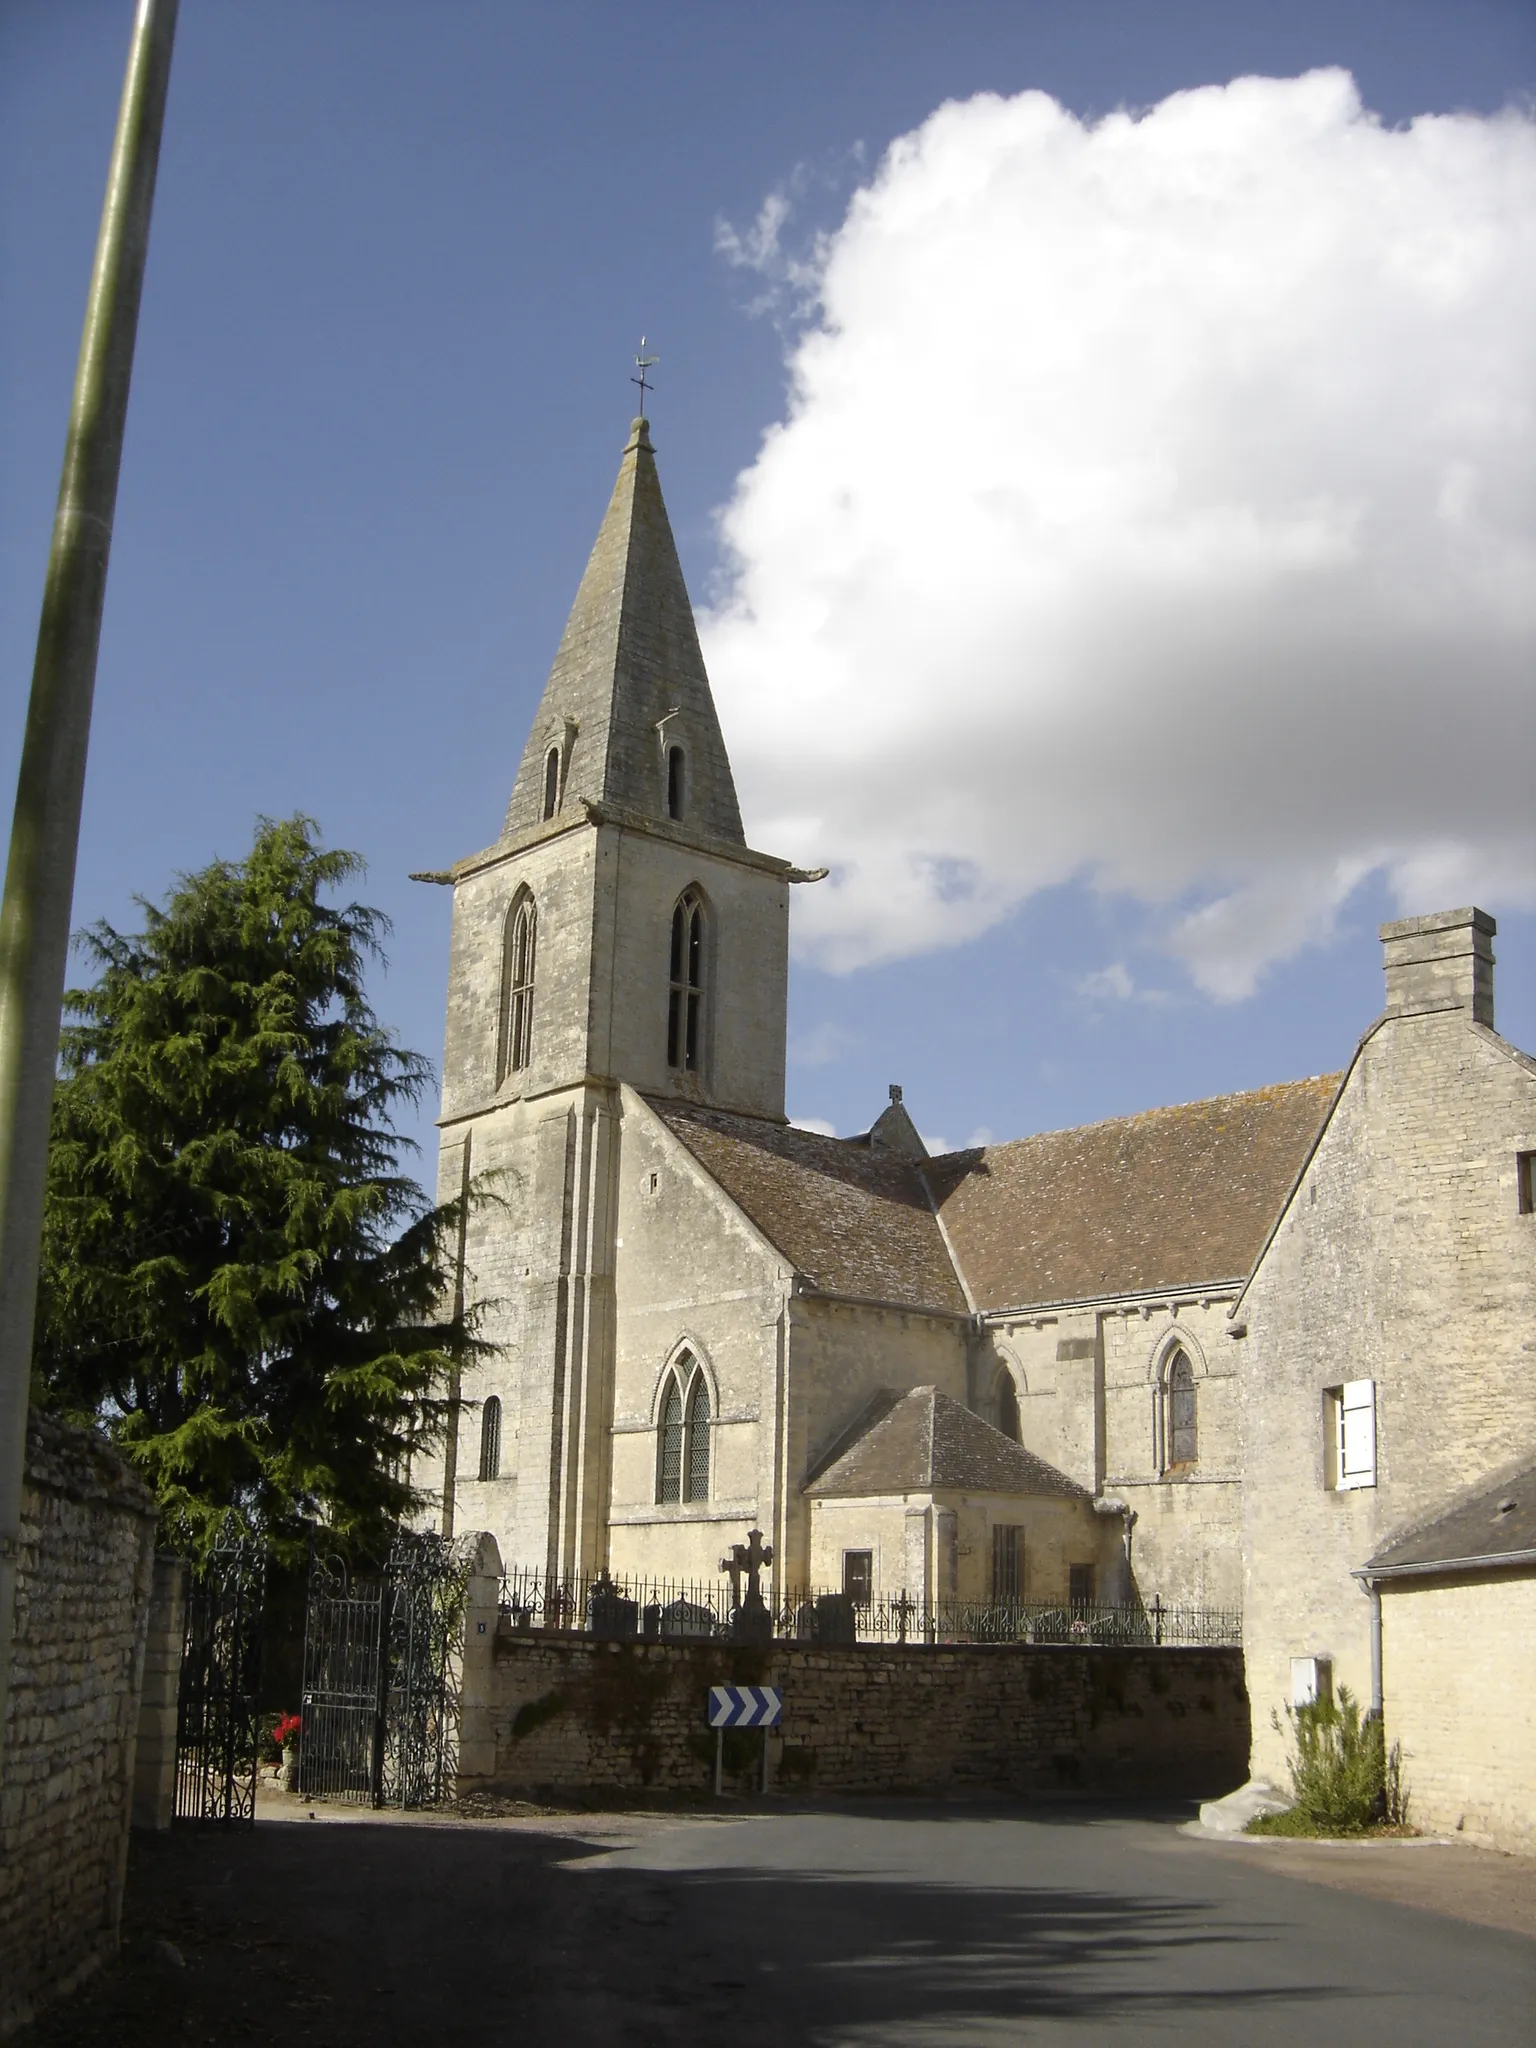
<box><xmin>806</xmin><ymin>1384</ymin><xmax>1087</xmax><ymax>1499</ymax></box>
<box><xmin>927</xmin><ymin>1071</ymin><xmax>1342</xmax><ymax>1163</ymax></box>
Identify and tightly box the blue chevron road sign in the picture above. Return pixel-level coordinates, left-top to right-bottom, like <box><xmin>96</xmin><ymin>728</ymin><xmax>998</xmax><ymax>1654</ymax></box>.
<box><xmin>707</xmin><ymin>1684</ymin><xmax>782</xmax><ymax>1729</ymax></box>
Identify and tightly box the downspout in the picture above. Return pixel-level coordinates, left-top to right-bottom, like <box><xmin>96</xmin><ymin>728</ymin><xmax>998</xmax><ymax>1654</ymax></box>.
<box><xmin>1351</xmin><ymin>1567</ymin><xmax>1383</xmax><ymax>1718</ymax></box>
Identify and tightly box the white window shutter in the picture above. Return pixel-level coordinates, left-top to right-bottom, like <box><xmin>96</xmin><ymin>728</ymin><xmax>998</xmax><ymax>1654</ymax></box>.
<box><xmin>1339</xmin><ymin>1379</ymin><xmax>1376</xmax><ymax>1488</ymax></box>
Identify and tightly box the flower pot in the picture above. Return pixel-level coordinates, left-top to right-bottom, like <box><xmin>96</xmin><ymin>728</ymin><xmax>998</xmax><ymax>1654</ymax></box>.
<box><xmin>281</xmin><ymin>1743</ymin><xmax>300</xmax><ymax>1794</ymax></box>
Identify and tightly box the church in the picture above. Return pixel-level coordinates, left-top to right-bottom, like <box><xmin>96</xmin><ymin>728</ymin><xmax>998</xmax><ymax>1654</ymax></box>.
<box><xmin>414</xmin><ymin>405</ymin><xmax>1329</xmax><ymax>1615</ymax></box>
<box><xmin>413</xmin><ymin>415</ymin><xmax>1535</xmax><ymax>1846</ymax></box>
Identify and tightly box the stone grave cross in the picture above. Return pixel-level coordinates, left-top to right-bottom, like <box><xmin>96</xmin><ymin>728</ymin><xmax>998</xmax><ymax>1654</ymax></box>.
<box><xmin>722</xmin><ymin>1527</ymin><xmax>774</xmax><ymax>1642</ymax></box>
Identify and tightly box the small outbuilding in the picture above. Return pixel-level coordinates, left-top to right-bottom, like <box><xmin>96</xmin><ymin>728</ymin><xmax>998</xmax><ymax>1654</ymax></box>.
<box><xmin>1361</xmin><ymin>1462</ymin><xmax>1536</xmax><ymax>1854</ymax></box>
<box><xmin>803</xmin><ymin>1385</ymin><xmax>1124</xmax><ymax>1613</ymax></box>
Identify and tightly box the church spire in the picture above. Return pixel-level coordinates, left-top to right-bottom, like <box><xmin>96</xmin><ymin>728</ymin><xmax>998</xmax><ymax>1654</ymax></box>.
<box><xmin>503</xmin><ymin>417</ymin><xmax>745</xmax><ymax>846</ymax></box>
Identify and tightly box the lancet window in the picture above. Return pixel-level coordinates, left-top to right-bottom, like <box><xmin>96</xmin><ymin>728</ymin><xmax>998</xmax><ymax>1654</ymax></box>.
<box><xmin>542</xmin><ymin>744</ymin><xmax>561</xmax><ymax>820</ymax></box>
<box><xmin>478</xmin><ymin>1396</ymin><xmax>502</xmax><ymax>1482</ymax></box>
<box><xmin>1164</xmin><ymin>1348</ymin><xmax>1198</xmax><ymax>1469</ymax></box>
<box><xmin>667</xmin><ymin>889</ymin><xmax>706</xmax><ymax>1072</ymax></box>
<box><xmin>499</xmin><ymin>890</ymin><xmax>537</xmax><ymax>1081</ymax></box>
<box><xmin>667</xmin><ymin>744</ymin><xmax>686</xmax><ymax>820</ymax></box>
<box><xmin>656</xmin><ymin>1351</ymin><xmax>711</xmax><ymax>1504</ymax></box>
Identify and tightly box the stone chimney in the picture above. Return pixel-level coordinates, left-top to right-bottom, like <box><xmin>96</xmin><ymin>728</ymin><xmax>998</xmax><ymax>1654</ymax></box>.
<box><xmin>1380</xmin><ymin>907</ymin><xmax>1495</xmax><ymax>1027</ymax></box>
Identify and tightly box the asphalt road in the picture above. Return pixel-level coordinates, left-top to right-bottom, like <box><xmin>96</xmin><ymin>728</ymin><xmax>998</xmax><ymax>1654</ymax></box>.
<box><xmin>17</xmin><ymin>1800</ymin><xmax>1535</xmax><ymax>2046</ymax></box>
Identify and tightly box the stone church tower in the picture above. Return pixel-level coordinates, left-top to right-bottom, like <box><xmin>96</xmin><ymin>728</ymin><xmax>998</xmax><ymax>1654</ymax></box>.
<box><xmin>426</xmin><ymin>416</ymin><xmax>799</xmax><ymax>1580</ymax></box>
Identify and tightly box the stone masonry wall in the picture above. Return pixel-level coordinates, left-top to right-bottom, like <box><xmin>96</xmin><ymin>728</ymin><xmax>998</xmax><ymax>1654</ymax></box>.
<box><xmin>473</xmin><ymin>1629</ymin><xmax>1249</xmax><ymax>1801</ymax></box>
<box><xmin>1380</xmin><ymin>1573</ymin><xmax>1536</xmax><ymax>1857</ymax></box>
<box><xmin>0</xmin><ymin>1414</ymin><xmax>158</xmax><ymax>2035</ymax></box>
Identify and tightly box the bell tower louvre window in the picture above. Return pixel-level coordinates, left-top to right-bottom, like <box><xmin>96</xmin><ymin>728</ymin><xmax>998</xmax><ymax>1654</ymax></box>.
<box><xmin>667</xmin><ymin>889</ymin><xmax>705</xmax><ymax>1071</ymax></box>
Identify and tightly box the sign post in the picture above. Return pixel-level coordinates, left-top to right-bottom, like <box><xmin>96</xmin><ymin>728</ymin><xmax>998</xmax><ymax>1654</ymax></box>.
<box><xmin>707</xmin><ymin>1683</ymin><xmax>782</xmax><ymax>1796</ymax></box>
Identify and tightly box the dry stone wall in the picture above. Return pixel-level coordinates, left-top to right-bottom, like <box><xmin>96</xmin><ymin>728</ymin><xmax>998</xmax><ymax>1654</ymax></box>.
<box><xmin>0</xmin><ymin>1414</ymin><xmax>158</xmax><ymax>2035</ymax></box>
<box><xmin>473</xmin><ymin>1629</ymin><xmax>1248</xmax><ymax>1801</ymax></box>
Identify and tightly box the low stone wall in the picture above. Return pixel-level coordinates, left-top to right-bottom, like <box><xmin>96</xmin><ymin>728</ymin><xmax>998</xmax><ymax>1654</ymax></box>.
<box><xmin>473</xmin><ymin>1629</ymin><xmax>1249</xmax><ymax>1801</ymax></box>
<box><xmin>0</xmin><ymin>1414</ymin><xmax>158</xmax><ymax>2035</ymax></box>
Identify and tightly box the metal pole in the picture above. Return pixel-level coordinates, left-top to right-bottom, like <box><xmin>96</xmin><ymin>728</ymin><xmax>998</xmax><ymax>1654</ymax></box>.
<box><xmin>0</xmin><ymin>0</ymin><xmax>179</xmax><ymax>1782</ymax></box>
<box><xmin>714</xmin><ymin>1725</ymin><xmax>723</xmax><ymax>1798</ymax></box>
<box><xmin>370</xmin><ymin>1579</ymin><xmax>391</xmax><ymax>1808</ymax></box>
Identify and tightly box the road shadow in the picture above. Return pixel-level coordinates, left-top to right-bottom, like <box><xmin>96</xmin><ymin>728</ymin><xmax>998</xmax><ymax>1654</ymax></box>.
<box><xmin>9</xmin><ymin>1807</ymin><xmax>1377</xmax><ymax>2046</ymax></box>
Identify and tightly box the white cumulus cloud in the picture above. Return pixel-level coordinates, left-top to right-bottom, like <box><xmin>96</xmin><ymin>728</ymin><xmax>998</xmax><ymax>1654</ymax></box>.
<box><xmin>702</xmin><ymin>71</ymin><xmax>1536</xmax><ymax>997</ymax></box>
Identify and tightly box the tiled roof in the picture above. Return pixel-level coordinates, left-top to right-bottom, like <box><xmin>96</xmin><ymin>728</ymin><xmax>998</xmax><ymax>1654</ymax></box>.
<box><xmin>805</xmin><ymin>1386</ymin><xmax>1088</xmax><ymax>1499</ymax></box>
<box><xmin>1365</xmin><ymin>1463</ymin><xmax>1536</xmax><ymax>1576</ymax></box>
<box><xmin>924</xmin><ymin>1077</ymin><xmax>1339</xmax><ymax>1311</ymax></box>
<box><xmin>647</xmin><ymin>1101</ymin><xmax>968</xmax><ymax>1314</ymax></box>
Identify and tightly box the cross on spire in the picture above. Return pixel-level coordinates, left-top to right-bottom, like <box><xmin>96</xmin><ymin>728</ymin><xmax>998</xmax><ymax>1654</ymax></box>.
<box><xmin>631</xmin><ymin>335</ymin><xmax>658</xmax><ymax>413</ymax></box>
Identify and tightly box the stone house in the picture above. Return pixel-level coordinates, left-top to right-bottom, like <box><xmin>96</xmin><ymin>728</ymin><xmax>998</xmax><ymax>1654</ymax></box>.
<box><xmin>1358</xmin><ymin>1464</ymin><xmax>1534</xmax><ymax>1854</ymax></box>
<box><xmin>414</xmin><ymin>415</ymin><xmax>1533</xmax><ymax>1846</ymax></box>
<box><xmin>1232</xmin><ymin>908</ymin><xmax>1536</xmax><ymax>1845</ymax></box>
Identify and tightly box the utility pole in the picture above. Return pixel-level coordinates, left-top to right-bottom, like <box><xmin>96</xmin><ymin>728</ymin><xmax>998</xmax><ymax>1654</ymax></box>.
<box><xmin>0</xmin><ymin>0</ymin><xmax>179</xmax><ymax>1782</ymax></box>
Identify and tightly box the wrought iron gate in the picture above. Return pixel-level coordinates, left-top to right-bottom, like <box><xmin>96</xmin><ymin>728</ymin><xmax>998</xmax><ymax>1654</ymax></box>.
<box><xmin>174</xmin><ymin>1535</ymin><xmax>266</xmax><ymax>1825</ymax></box>
<box><xmin>299</xmin><ymin>1532</ymin><xmax>468</xmax><ymax>1809</ymax></box>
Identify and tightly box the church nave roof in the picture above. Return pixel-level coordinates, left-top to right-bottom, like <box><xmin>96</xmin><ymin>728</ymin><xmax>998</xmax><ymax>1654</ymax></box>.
<box><xmin>647</xmin><ymin>1098</ymin><xmax>968</xmax><ymax>1314</ymax></box>
<box><xmin>651</xmin><ymin>1074</ymin><xmax>1339</xmax><ymax>1318</ymax></box>
<box><xmin>923</xmin><ymin>1075</ymin><xmax>1340</xmax><ymax>1312</ymax></box>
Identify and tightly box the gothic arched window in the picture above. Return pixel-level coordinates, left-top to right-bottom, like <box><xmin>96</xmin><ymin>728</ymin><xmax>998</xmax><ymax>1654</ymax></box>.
<box><xmin>995</xmin><ymin>1366</ymin><xmax>1021</xmax><ymax>1444</ymax></box>
<box><xmin>542</xmin><ymin>744</ymin><xmax>561</xmax><ymax>820</ymax></box>
<box><xmin>667</xmin><ymin>889</ymin><xmax>705</xmax><ymax>1072</ymax></box>
<box><xmin>1165</xmin><ymin>1348</ymin><xmax>1198</xmax><ymax>1469</ymax></box>
<box><xmin>478</xmin><ymin>1396</ymin><xmax>502</xmax><ymax>1482</ymax></box>
<box><xmin>656</xmin><ymin>1352</ymin><xmax>710</xmax><ymax>1504</ymax></box>
<box><xmin>499</xmin><ymin>890</ymin><xmax>536</xmax><ymax>1081</ymax></box>
<box><xmin>667</xmin><ymin>744</ymin><xmax>686</xmax><ymax>820</ymax></box>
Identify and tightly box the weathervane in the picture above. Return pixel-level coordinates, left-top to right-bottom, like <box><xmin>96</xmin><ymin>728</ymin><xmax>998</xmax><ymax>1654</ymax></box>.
<box><xmin>632</xmin><ymin>335</ymin><xmax>658</xmax><ymax>412</ymax></box>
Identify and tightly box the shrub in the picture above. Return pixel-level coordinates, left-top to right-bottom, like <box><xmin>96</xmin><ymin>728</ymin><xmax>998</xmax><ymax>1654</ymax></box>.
<box><xmin>1259</xmin><ymin>1685</ymin><xmax>1409</xmax><ymax>1834</ymax></box>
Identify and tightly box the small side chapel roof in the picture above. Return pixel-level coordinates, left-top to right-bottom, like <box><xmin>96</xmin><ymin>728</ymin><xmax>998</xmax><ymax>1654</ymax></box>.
<box><xmin>805</xmin><ymin>1386</ymin><xmax>1089</xmax><ymax>1499</ymax></box>
<box><xmin>923</xmin><ymin>1076</ymin><xmax>1340</xmax><ymax>1312</ymax></box>
<box><xmin>647</xmin><ymin>1100</ymin><xmax>968</xmax><ymax>1314</ymax></box>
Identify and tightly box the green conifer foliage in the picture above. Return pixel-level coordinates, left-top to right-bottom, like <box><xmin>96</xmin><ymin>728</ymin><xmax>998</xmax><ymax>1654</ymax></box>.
<box><xmin>33</xmin><ymin>816</ymin><xmax>473</xmax><ymax>1561</ymax></box>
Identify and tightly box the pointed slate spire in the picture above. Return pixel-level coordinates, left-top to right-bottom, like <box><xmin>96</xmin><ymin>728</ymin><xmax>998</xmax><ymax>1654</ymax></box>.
<box><xmin>503</xmin><ymin>417</ymin><xmax>745</xmax><ymax>845</ymax></box>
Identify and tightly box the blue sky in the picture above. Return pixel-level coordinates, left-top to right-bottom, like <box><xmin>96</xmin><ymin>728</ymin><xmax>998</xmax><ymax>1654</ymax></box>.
<box><xmin>3</xmin><ymin>1</ymin><xmax>1533</xmax><ymax>1170</ymax></box>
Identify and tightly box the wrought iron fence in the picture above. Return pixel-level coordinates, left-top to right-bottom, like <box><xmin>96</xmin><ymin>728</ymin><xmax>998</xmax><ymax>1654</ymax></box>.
<box><xmin>498</xmin><ymin>1567</ymin><xmax>1241</xmax><ymax>1649</ymax></box>
<box><xmin>174</xmin><ymin>1534</ymin><xmax>266</xmax><ymax>1826</ymax></box>
<box><xmin>300</xmin><ymin>1531</ymin><xmax>470</xmax><ymax>1809</ymax></box>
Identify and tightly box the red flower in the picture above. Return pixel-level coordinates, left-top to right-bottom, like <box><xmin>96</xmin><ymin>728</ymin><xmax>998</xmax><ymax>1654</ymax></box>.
<box><xmin>272</xmin><ymin>1711</ymin><xmax>303</xmax><ymax>1751</ymax></box>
